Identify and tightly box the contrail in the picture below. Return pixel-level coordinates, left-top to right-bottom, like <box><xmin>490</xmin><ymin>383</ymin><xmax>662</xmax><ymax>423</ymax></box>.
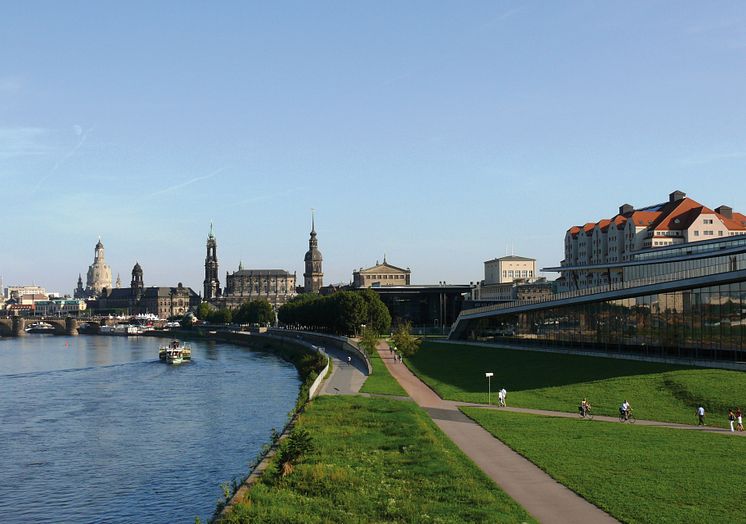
<box><xmin>32</xmin><ymin>126</ymin><xmax>93</xmax><ymax>194</ymax></box>
<box><xmin>146</xmin><ymin>166</ymin><xmax>229</xmax><ymax>198</ymax></box>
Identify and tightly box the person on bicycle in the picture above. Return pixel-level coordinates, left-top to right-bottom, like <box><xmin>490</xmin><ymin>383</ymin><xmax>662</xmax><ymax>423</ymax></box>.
<box><xmin>579</xmin><ymin>398</ymin><xmax>591</xmax><ymax>417</ymax></box>
<box><xmin>620</xmin><ymin>400</ymin><xmax>631</xmax><ymax>421</ymax></box>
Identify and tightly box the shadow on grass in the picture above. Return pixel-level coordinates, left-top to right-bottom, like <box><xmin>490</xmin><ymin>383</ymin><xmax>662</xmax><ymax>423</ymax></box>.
<box><xmin>408</xmin><ymin>341</ymin><xmax>694</xmax><ymax>393</ymax></box>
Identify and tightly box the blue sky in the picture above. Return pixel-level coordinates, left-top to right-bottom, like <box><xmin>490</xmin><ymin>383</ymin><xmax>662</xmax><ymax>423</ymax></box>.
<box><xmin>2</xmin><ymin>2</ymin><xmax>746</xmax><ymax>294</ymax></box>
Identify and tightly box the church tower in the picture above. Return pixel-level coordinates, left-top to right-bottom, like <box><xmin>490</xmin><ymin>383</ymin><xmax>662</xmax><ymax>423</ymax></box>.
<box><xmin>303</xmin><ymin>211</ymin><xmax>323</xmax><ymax>293</ymax></box>
<box><xmin>131</xmin><ymin>262</ymin><xmax>144</xmax><ymax>303</ymax></box>
<box><xmin>203</xmin><ymin>223</ymin><xmax>221</xmax><ymax>301</ymax></box>
<box><xmin>74</xmin><ymin>274</ymin><xmax>85</xmax><ymax>299</ymax></box>
<box><xmin>85</xmin><ymin>238</ymin><xmax>113</xmax><ymax>297</ymax></box>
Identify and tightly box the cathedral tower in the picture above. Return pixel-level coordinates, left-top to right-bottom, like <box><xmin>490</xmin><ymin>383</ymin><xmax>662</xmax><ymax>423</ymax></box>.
<box><xmin>303</xmin><ymin>211</ymin><xmax>323</xmax><ymax>293</ymax></box>
<box><xmin>131</xmin><ymin>262</ymin><xmax>144</xmax><ymax>302</ymax></box>
<box><xmin>204</xmin><ymin>223</ymin><xmax>221</xmax><ymax>301</ymax></box>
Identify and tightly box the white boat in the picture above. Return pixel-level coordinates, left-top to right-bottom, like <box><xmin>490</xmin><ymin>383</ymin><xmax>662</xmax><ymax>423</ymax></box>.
<box><xmin>165</xmin><ymin>347</ymin><xmax>184</xmax><ymax>364</ymax></box>
<box><xmin>159</xmin><ymin>340</ymin><xmax>191</xmax><ymax>362</ymax></box>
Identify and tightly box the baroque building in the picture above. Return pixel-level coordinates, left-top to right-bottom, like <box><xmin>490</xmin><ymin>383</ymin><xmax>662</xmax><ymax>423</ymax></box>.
<box><xmin>93</xmin><ymin>263</ymin><xmax>199</xmax><ymax>318</ymax></box>
<box><xmin>303</xmin><ymin>213</ymin><xmax>323</xmax><ymax>293</ymax></box>
<box><xmin>203</xmin><ymin>224</ymin><xmax>220</xmax><ymax>301</ymax></box>
<box><xmin>85</xmin><ymin>239</ymin><xmax>112</xmax><ymax>297</ymax></box>
<box><xmin>221</xmin><ymin>265</ymin><xmax>296</xmax><ymax>309</ymax></box>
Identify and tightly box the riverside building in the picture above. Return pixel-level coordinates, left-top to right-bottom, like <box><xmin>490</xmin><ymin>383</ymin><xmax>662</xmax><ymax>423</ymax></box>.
<box><xmin>450</xmin><ymin>202</ymin><xmax>746</xmax><ymax>366</ymax></box>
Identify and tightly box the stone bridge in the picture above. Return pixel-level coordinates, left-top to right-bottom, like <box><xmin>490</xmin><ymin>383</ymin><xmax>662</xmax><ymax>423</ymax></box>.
<box><xmin>0</xmin><ymin>317</ymin><xmax>113</xmax><ymax>337</ymax></box>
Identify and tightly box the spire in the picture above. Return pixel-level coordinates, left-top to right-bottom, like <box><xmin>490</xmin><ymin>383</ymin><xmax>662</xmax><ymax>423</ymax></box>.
<box><xmin>383</xmin><ymin>253</ymin><xmax>387</xmax><ymax>264</ymax></box>
<box><xmin>209</xmin><ymin>222</ymin><xmax>214</xmax><ymax>239</ymax></box>
<box><xmin>238</xmin><ymin>260</ymin><xmax>243</xmax><ymax>271</ymax></box>
<box><xmin>310</xmin><ymin>208</ymin><xmax>316</xmax><ymax>235</ymax></box>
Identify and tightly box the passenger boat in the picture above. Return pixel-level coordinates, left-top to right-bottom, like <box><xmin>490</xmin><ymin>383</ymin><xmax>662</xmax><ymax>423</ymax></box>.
<box><xmin>159</xmin><ymin>340</ymin><xmax>192</xmax><ymax>362</ymax></box>
<box><xmin>165</xmin><ymin>347</ymin><xmax>184</xmax><ymax>364</ymax></box>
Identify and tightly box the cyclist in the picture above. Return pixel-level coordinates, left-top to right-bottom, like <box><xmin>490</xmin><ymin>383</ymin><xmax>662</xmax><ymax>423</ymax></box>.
<box><xmin>579</xmin><ymin>398</ymin><xmax>591</xmax><ymax>417</ymax></box>
<box><xmin>620</xmin><ymin>400</ymin><xmax>631</xmax><ymax>421</ymax></box>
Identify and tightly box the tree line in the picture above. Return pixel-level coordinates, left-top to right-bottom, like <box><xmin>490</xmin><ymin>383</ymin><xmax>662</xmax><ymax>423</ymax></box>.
<box><xmin>196</xmin><ymin>299</ymin><xmax>274</xmax><ymax>325</ymax></box>
<box><xmin>278</xmin><ymin>289</ymin><xmax>391</xmax><ymax>336</ymax></box>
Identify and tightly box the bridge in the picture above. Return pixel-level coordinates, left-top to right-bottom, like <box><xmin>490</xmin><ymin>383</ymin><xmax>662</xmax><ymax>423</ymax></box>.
<box><xmin>0</xmin><ymin>317</ymin><xmax>114</xmax><ymax>337</ymax></box>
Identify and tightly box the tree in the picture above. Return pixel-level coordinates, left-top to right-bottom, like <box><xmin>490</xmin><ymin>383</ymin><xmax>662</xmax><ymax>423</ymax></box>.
<box><xmin>329</xmin><ymin>291</ymin><xmax>367</xmax><ymax>335</ymax></box>
<box><xmin>359</xmin><ymin>325</ymin><xmax>380</xmax><ymax>355</ymax></box>
<box><xmin>197</xmin><ymin>302</ymin><xmax>211</xmax><ymax>320</ymax></box>
<box><xmin>358</xmin><ymin>288</ymin><xmax>392</xmax><ymax>334</ymax></box>
<box><xmin>391</xmin><ymin>321</ymin><xmax>420</xmax><ymax>357</ymax></box>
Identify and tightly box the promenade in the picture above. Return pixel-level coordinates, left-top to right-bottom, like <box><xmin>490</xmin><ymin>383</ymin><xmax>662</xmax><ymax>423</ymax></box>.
<box><xmin>375</xmin><ymin>341</ymin><xmax>618</xmax><ymax>524</ymax></box>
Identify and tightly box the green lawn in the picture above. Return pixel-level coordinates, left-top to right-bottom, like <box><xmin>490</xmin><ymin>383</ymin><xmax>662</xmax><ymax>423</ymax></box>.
<box><xmin>223</xmin><ymin>396</ymin><xmax>534</xmax><ymax>523</ymax></box>
<box><xmin>407</xmin><ymin>341</ymin><xmax>746</xmax><ymax>427</ymax></box>
<box><xmin>462</xmin><ymin>408</ymin><xmax>746</xmax><ymax>523</ymax></box>
<box><xmin>359</xmin><ymin>349</ymin><xmax>408</xmax><ymax>396</ymax></box>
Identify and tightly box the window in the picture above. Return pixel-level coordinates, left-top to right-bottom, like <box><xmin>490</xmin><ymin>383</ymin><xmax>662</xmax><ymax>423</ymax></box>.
<box><xmin>694</xmin><ymin>231</ymin><xmax>700</xmax><ymax>237</ymax></box>
<box><xmin>508</xmin><ymin>271</ymin><xmax>514</xmax><ymax>277</ymax></box>
<box><xmin>703</xmin><ymin>219</ymin><xmax>713</xmax><ymax>225</ymax></box>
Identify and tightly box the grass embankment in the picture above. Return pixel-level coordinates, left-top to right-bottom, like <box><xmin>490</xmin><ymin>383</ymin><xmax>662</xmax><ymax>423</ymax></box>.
<box><xmin>462</xmin><ymin>408</ymin><xmax>746</xmax><ymax>523</ymax></box>
<box><xmin>407</xmin><ymin>341</ymin><xmax>746</xmax><ymax>427</ymax></box>
<box><xmin>223</xmin><ymin>396</ymin><xmax>534</xmax><ymax>523</ymax></box>
<box><xmin>359</xmin><ymin>348</ymin><xmax>407</xmax><ymax>396</ymax></box>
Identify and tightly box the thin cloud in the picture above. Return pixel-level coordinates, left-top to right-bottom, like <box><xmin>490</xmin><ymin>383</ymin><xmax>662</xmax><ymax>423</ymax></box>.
<box><xmin>225</xmin><ymin>186</ymin><xmax>304</xmax><ymax>207</ymax></box>
<box><xmin>146</xmin><ymin>166</ymin><xmax>229</xmax><ymax>198</ymax></box>
<box><xmin>679</xmin><ymin>151</ymin><xmax>746</xmax><ymax>166</ymax></box>
<box><xmin>0</xmin><ymin>127</ymin><xmax>53</xmax><ymax>159</ymax></box>
<box><xmin>32</xmin><ymin>126</ymin><xmax>93</xmax><ymax>194</ymax></box>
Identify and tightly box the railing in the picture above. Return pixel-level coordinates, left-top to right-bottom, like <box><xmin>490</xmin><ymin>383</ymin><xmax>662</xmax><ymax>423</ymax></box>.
<box><xmin>457</xmin><ymin>259</ymin><xmax>740</xmax><ymax>321</ymax></box>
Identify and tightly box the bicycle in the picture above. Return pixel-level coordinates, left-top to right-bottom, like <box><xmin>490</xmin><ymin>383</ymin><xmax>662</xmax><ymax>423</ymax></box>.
<box><xmin>578</xmin><ymin>406</ymin><xmax>594</xmax><ymax>420</ymax></box>
<box><xmin>618</xmin><ymin>409</ymin><xmax>636</xmax><ymax>423</ymax></box>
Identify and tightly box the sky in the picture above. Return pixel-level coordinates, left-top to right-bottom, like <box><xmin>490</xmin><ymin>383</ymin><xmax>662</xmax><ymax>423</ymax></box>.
<box><xmin>2</xmin><ymin>2</ymin><xmax>746</xmax><ymax>294</ymax></box>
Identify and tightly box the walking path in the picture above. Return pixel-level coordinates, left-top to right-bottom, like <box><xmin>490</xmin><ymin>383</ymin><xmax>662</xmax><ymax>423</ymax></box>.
<box><xmin>377</xmin><ymin>341</ymin><xmax>618</xmax><ymax>524</ymax></box>
<box><xmin>454</xmin><ymin>403</ymin><xmax>742</xmax><ymax>435</ymax></box>
<box><xmin>318</xmin><ymin>345</ymin><xmax>367</xmax><ymax>396</ymax></box>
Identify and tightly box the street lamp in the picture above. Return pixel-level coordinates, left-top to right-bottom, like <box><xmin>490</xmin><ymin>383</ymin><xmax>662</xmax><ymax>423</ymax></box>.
<box><xmin>485</xmin><ymin>372</ymin><xmax>494</xmax><ymax>405</ymax></box>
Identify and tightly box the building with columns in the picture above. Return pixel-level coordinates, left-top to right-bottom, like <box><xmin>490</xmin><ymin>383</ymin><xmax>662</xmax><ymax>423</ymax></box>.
<box><xmin>353</xmin><ymin>257</ymin><xmax>411</xmax><ymax>288</ymax></box>
<box><xmin>303</xmin><ymin>213</ymin><xmax>323</xmax><ymax>293</ymax></box>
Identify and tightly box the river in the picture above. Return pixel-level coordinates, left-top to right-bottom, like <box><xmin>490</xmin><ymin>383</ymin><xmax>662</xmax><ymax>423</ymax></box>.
<box><xmin>0</xmin><ymin>334</ymin><xmax>301</xmax><ymax>523</ymax></box>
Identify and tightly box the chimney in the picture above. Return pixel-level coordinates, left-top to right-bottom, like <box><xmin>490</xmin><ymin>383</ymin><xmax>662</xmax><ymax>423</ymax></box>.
<box><xmin>716</xmin><ymin>205</ymin><xmax>733</xmax><ymax>219</ymax></box>
<box><xmin>669</xmin><ymin>190</ymin><xmax>686</xmax><ymax>203</ymax></box>
<box><xmin>619</xmin><ymin>204</ymin><xmax>634</xmax><ymax>215</ymax></box>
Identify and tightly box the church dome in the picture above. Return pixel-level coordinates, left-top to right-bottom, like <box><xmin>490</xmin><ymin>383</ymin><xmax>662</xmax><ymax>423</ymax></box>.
<box><xmin>305</xmin><ymin>247</ymin><xmax>322</xmax><ymax>262</ymax></box>
<box><xmin>132</xmin><ymin>262</ymin><xmax>143</xmax><ymax>274</ymax></box>
<box><xmin>96</xmin><ymin>239</ymin><xmax>104</xmax><ymax>250</ymax></box>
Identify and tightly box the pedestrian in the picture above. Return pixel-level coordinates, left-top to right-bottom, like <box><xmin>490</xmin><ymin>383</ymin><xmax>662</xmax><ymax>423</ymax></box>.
<box><xmin>696</xmin><ymin>406</ymin><xmax>705</xmax><ymax>426</ymax></box>
<box><xmin>347</xmin><ymin>356</ymin><xmax>352</xmax><ymax>366</ymax></box>
<box><xmin>499</xmin><ymin>388</ymin><xmax>507</xmax><ymax>407</ymax></box>
<box><xmin>737</xmin><ymin>408</ymin><xmax>743</xmax><ymax>431</ymax></box>
<box><xmin>728</xmin><ymin>409</ymin><xmax>736</xmax><ymax>432</ymax></box>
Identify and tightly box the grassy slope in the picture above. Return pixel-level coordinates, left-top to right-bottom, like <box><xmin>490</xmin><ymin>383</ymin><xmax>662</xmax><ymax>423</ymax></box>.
<box><xmin>462</xmin><ymin>408</ymin><xmax>746</xmax><ymax>523</ymax></box>
<box><xmin>225</xmin><ymin>396</ymin><xmax>534</xmax><ymax>523</ymax></box>
<box><xmin>359</xmin><ymin>349</ymin><xmax>408</xmax><ymax>396</ymax></box>
<box><xmin>406</xmin><ymin>341</ymin><xmax>746</xmax><ymax>427</ymax></box>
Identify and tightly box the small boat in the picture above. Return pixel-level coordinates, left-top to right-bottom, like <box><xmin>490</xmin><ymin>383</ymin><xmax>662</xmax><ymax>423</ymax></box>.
<box><xmin>159</xmin><ymin>340</ymin><xmax>191</xmax><ymax>362</ymax></box>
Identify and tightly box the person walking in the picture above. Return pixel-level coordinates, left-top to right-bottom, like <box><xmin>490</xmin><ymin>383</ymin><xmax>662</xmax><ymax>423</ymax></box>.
<box><xmin>499</xmin><ymin>388</ymin><xmax>507</xmax><ymax>407</ymax></box>
<box><xmin>696</xmin><ymin>406</ymin><xmax>705</xmax><ymax>426</ymax></box>
<box><xmin>728</xmin><ymin>409</ymin><xmax>736</xmax><ymax>432</ymax></box>
<box><xmin>737</xmin><ymin>408</ymin><xmax>743</xmax><ymax>431</ymax></box>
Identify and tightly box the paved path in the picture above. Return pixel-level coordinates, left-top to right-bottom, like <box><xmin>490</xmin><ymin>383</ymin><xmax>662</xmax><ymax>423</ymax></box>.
<box><xmin>377</xmin><ymin>342</ymin><xmax>618</xmax><ymax>524</ymax></box>
<box><xmin>454</xmin><ymin>403</ymin><xmax>743</xmax><ymax>435</ymax></box>
<box><xmin>318</xmin><ymin>344</ymin><xmax>367</xmax><ymax>396</ymax></box>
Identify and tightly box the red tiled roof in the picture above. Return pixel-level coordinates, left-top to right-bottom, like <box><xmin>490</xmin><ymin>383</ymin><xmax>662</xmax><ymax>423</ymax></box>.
<box><xmin>649</xmin><ymin>197</ymin><xmax>710</xmax><ymax>231</ymax></box>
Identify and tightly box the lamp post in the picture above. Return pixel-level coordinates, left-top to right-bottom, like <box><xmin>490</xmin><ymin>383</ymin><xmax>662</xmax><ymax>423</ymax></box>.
<box><xmin>485</xmin><ymin>372</ymin><xmax>494</xmax><ymax>405</ymax></box>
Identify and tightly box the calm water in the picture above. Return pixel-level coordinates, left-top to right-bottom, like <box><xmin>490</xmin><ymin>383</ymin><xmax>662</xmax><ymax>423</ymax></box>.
<box><xmin>0</xmin><ymin>334</ymin><xmax>301</xmax><ymax>523</ymax></box>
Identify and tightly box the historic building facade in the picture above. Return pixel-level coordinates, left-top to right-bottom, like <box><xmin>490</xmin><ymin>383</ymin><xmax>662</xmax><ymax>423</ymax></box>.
<box><xmin>84</xmin><ymin>239</ymin><xmax>113</xmax><ymax>297</ymax></box>
<box><xmin>93</xmin><ymin>263</ymin><xmax>199</xmax><ymax>317</ymax></box>
<box><xmin>221</xmin><ymin>265</ymin><xmax>297</xmax><ymax>309</ymax></box>
<box><xmin>352</xmin><ymin>258</ymin><xmax>411</xmax><ymax>288</ymax></box>
<box><xmin>203</xmin><ymin>224</ymin><xmax>221</xmax><ymax>301</ymax></box>
<box><xmin>303</xmin><ymin>214</ymin><xmax>323</xmax><ymax>293</ymax></box>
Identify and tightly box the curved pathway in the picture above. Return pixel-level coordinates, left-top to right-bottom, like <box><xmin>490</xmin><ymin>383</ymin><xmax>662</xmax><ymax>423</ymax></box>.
<box><xmin>377</xmin><ymin>341</ymin><xmax>618</xmax><ymax>524</ymax></box>
<box><xmin>318</xmin><ymin>344</ymin><xmax>367</xmax><ymax>396</ymax></box>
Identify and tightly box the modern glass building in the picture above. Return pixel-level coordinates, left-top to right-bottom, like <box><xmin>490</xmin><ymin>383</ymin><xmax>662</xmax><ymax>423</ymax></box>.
<box><xmin>450</xmin><ymin>236</ymin><xmax>746</xmax><ymax>364</ymax></box>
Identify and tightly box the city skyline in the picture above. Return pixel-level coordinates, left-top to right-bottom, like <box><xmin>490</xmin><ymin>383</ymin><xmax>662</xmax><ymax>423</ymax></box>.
<box><xmin>2</xmin><ymin>3</ymin><xmax>746</xmax><ymax>293</ymax></box>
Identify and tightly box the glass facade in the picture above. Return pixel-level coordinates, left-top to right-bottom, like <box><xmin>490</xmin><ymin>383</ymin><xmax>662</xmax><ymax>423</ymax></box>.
<box><xmin>459</xmin><ymin>281</ymin><xmax>746</xmax><ymax>363</ymax></box>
